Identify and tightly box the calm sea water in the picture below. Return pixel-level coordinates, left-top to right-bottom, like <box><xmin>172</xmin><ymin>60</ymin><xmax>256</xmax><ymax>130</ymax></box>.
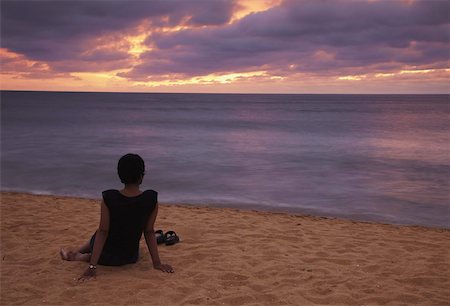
<box><xmin>1</xmin><ymin>91</ymin><xmax>449</xmax><ymax>227</ymax></box>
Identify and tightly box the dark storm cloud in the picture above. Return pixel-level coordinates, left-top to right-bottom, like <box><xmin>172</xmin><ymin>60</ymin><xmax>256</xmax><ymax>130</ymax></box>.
<box><xmin>122</xmin><ymin>0</ymin><xmax>449</xmax><ymax>80</ymax></box>
<box><xmin>0</xmin><ymin>0</ymin><xmax>236</xmax><ymax>64</ymax></box>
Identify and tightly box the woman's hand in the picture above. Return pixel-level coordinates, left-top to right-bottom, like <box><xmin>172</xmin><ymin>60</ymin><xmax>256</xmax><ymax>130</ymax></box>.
<box><xmin>154</xmin><ymin>263</ymin><xmax>174</xmax><ymax>273</ymax></box>
<box><xmin>77</xmin><ymin>266</ymin><xmax>97</xmax><ymax>283</ymax></box>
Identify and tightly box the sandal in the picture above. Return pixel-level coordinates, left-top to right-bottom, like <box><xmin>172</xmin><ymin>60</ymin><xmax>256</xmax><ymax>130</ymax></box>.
<box><xmin>164</xmin><ymin>231</ymin><xmax>180</xmax><ymax>246</ymax></box>
<box><xmin>155</xmin><ymin>230</ymin><xmax>165</xmax><ymax>244</ymax></box>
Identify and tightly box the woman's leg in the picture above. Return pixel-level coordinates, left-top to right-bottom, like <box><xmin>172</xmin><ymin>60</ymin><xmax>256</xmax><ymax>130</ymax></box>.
<box><xmin>60</xmin><ymin>237</ymin><xmax>93</xmax><ymax>262</ymax></box>
<box><xmin>60</xmin><ymin>248</ymin><xmax>91</xmax><ymax>262</ymax></box>
<box><xmin>77</xmin><ymin>240</ymin><xmax>91</xmax><ymax>254</ymax></box>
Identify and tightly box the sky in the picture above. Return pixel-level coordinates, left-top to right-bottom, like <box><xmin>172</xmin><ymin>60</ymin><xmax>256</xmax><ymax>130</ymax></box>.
<box><xmin>1</xmin><ymin>0</ymin><xmax>449</xmax><ymax>94</ymax></box>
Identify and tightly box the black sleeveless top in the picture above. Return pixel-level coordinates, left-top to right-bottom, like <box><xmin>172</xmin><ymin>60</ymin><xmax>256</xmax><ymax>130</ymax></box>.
<box><xmin>100</xmin><ymin>189</ymin><xmax>157</xmax><ymax>264</ymax></box>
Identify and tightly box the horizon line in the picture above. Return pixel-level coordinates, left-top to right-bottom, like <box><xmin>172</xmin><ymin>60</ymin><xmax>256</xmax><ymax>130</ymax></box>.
<box><xmin>1</xmin><ymin>89</ymin><xmax>448</xmax><ymax>95</ymax></box>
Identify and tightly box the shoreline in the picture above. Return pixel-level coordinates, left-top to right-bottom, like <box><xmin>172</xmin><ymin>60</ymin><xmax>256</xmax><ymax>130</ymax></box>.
<box><xmin>1</xmin><ymin>190</ymin><xmax>448</xmax><ymax>230</ymax></box>
<box><xmin>1</xmin><ymin>191</ymin><xmax>449</xmax><ymax>305</ymax></box>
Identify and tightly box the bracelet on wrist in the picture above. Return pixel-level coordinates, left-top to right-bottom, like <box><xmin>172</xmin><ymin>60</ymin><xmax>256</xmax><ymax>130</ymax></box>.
<box><xmin>89</xmin><ymin>264</ymin><xmax>97</xmax><ymax>269</ymax></box>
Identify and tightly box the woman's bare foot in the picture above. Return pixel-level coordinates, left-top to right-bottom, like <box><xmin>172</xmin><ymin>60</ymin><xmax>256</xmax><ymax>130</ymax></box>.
<box><xmin>60</xmin><ymin>248</ymin><xmax>90</xmax><ymax>261</ymax></box>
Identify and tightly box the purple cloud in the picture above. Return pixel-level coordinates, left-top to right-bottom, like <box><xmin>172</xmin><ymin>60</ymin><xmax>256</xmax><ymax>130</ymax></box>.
<box><xmin>1</xmin><ymin>0</ymin><xmax>236</xmax><ymax>67</ymax></box>
<box><xmin>121</xmin><ymin>0</ymin><xmax>449</xmax><ymax>80</ymax></box>
<box><xmin>1</xmin><ymin>0</ymin><xmax>448</xmax><ymax>80</ymax></box>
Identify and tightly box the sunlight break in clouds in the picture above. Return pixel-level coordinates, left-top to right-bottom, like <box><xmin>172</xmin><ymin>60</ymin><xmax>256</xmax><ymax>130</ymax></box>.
<box><xmin>1</xmin><ymin>0</ymin><xmax>449</xmax><ymax>93</ymax></box>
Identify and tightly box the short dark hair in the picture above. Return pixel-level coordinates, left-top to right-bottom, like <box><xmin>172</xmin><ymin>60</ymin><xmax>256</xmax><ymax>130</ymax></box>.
<box><xmin>117</xmin><ymin>153</ymin><xmax>145</xmax><ymax>184</ymax></box>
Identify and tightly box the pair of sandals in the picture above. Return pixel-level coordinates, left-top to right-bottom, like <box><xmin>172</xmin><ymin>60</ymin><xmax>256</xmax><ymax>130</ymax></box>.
<box><xmin>154</xmin><ymin>230</ymin><xmax>180</xmax><ymax>246</ymax></box>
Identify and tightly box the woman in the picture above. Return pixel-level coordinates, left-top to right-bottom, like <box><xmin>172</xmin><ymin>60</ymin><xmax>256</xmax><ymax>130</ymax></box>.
<box><xmin>60</xmin><ymin>153</ymin><xmax>174</xmax><ymax>282</ymax></box>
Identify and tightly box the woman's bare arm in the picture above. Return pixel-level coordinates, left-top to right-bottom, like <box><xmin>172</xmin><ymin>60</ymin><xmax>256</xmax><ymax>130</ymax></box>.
<box><xmin>144</xmin><ymin>203</ymin><xmax>174</xmax><ymax>273</ymax></box>
<box><xmin>90</xmin><ymin>200</ymin><xmax>110</xmax><ymax>264</ymax></box>
<box><xmin>78</xmin><ymin>200</ymin><xmax>110</xmax><ymax>282</ymax></box>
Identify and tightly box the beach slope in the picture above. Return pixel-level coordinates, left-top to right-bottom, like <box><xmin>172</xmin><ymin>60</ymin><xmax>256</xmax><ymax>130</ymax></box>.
<box><xmin>1</xmin><ymin>192</ymin><xmax>449</xmax><ymax>305</ymax></box>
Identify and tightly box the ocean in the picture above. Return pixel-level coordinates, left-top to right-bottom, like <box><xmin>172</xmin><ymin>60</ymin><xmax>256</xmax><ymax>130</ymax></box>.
<box><xmin>1</xmin><ymin>91</ymin><xmax>449</xmax><ymax>228</ymax></box>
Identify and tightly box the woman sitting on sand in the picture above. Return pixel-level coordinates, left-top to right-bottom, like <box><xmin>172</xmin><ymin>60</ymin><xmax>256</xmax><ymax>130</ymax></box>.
<box><xmin>60</xmin><ymin>153</ymin><xmax>174</xmax><ymax>282</ymax></box>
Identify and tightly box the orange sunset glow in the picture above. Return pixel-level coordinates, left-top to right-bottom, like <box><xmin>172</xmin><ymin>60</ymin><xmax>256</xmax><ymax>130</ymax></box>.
<box><xmin>1</xmin><ymin>0</ymin><xmax>449</xmax><ymax>93</ymax></box>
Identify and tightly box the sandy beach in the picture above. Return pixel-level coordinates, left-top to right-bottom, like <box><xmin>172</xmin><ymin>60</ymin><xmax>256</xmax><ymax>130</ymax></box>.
<box><xmin>1</xmin><ymin>192</ymin><xmax>449</xmax><ymax>305</ymax></box>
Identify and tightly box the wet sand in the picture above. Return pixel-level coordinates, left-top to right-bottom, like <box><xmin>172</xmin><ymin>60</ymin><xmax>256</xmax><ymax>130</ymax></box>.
<box><xmin>1</xmin><ymin>192</ymin><xmax>449</xmax><ymax>305</ymax></box>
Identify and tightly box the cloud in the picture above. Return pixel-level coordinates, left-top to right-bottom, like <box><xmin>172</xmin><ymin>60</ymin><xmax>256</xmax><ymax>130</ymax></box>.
<box><xmin>121</xmin><ymin>0</ymin><xmax>449</xmax><ymax>81</ymax></box>
<box><xmin>0</xmin><ymin>0</ymin><xmax>236</xmax><ymax>70</ymax></box>
<box><xmin>1</xmin><ymin>0</ymin><xmax>448</xmax><ymax>83</ymax></box>
<box><xmin>0</xmin><ymin>48</ymin><xmax>77</xmax><ymax>79</ymax></box>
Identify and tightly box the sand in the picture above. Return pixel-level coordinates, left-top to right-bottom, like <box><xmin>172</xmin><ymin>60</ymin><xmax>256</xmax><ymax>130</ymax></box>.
<box><xmin>0</xmin><ymin>192</ymin><xmax>449</xmax><ymax>305</ymax></box>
